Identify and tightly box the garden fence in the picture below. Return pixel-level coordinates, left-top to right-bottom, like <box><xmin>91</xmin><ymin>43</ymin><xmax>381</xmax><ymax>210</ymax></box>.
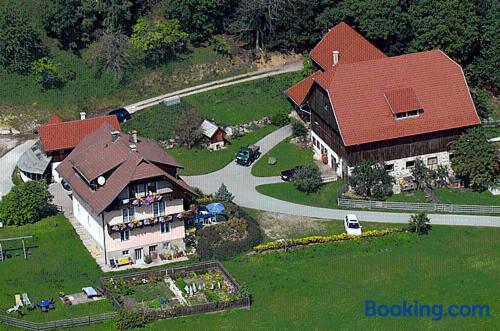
<box><xmin>0</xmin><ymin>312</ymin><xmax>116</xmax><ymax>331</ymax></box>
<box><xmin>337</xmin><ymin>198</ymin><xmax>500</xmax><ymax>214</ymax></box>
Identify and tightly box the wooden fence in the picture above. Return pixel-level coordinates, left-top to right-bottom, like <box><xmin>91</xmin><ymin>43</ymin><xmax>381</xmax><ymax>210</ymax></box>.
<box><xmin>337</xmin><ymin>198</ymin><xmax>500</xmax><ymax>214</ymax></box>
<box><xmin>100</xmin><ymin>260</ymin><xmax>251</xmax><ymax>324</ymax></box>
<box><xmin>0</xmin><ymin>312</ymin><xmax>116</xmax><ymax>331</ymax></box>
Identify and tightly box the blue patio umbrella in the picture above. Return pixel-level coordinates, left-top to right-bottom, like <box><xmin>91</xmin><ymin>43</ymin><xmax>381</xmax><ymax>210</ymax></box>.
<box><xmin>205</xmin><ymin>203</ymin><xmax>225</xmax><ymax>214</ymax></box>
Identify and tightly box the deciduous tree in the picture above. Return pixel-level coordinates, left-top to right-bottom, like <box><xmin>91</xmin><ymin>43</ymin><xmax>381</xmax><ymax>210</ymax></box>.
<box><xmin>129</xmin><ymin>18</ymin><xmax>188</xmax><ymax>65</ymax></box>
<box><xmin>174</xmin><ymin>107</ymin><xmax>203</xmax><ymax>149</ymax></box>
<box><xmin>408</xmin><ymin>0</ymin><xmax>480</xmax><ymax>64</ymax></box>
<box><xmin>0</xmin><ymin>6</ymin><xmax>45</xmax><ymax>73</ymax></box>
<box><xmin>42</xmin><ymin>0</ymin><xmax>99</xmax><ymax>50</ymax></box>
<box><xmin>0</xmin><ymin>180</ymin><xmax>56</xmax><ymax>226</ymax></box>
<box><xmin>451</xmin><ymin>127</ymin><xmax>497</xmax><ymax>190</ymax></box>
<box><xmin>407</xmin><ymin>212</ymin><xmax>431</xmax><ymax>235</ymax></box>
<box><xmin>293</xmin><ymin>164</ymin><xmax>323</xmax><ymax>194</ymax></box>
<box><xmin>350</xmin><ymin>160</ymin><xmax>394</xmax><ymax>199</ymax></box>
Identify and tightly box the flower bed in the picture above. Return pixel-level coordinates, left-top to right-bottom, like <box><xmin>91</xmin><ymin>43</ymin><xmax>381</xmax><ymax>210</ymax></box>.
<box><xmin>253</xmin><ymin>228</ymin><xmax>401</xmax><ymax>253</ymax></box>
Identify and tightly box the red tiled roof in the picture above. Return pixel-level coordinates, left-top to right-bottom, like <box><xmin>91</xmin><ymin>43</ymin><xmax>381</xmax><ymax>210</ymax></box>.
<box><xmin>287</xmin><ymin>22</ymin><xmax>386</xmax><ymax>106</ymax></box>
<box><xmin>39</xmin><ymin>116</ymin><xmax>121</xmax><ymax>152</ymax></box>
<box><xmin>56</xmin><ymin>124</ymin><xmax>194</xmax><ymax>214</ymax></box>
<box><xmin>384</xmin><ymin>87</ymin><xmax>422</xmax><ymax>114</ymax></box>
<box><xmin>46</xmin><ymin>114</ymin><xmax>64</xmax><ymax>125</ymax></box>
<box><xmin>285</xmin><ymin>71</ymin><xmax>323</xmax><ymax>106</ymax></box>
<box><xmin>320</xmin><ymin>50</ymin><xmax>480</xmax><ymax>146</ymax></box>
<box><xmin>310</xmin><ymin>22</ymin><xmax>386</xmax><ymax>70</ymax></box>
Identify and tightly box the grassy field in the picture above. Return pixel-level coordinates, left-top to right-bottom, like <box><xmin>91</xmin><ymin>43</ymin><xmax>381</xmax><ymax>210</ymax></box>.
<box><xmin>0</xmin><ymin>0</ymin><xmax>253</xmax><ymax>128</ymax></box>
<box><xmin>434</xmin><ymin>188</ymin><xmax>499</xmax><ymax>206</ymax></box>
<box><xmin>385</xmin><ymin>191</ymin><xmax>428</xmax><ymax>203</ymax></box>
<box><xmin>171</xmin><ymin>125</ymin><xmax>278</xmax><ymax>175</ymax></box>
<box><xmin>251</xmin><ymin>139</ymin><xmax>313</xmax><ymax>177</ymax></box>
<box><xmin>75</xmin><ymin>225</ymin><xmax>500</xmax><ymax>330</ymax></box>
<box><xmin>182</xmin><ymin>72</ymin><xmax>303</xmax><ymax>125</ymax></box>
<box><xmin>256</xmin><ymin>181</ymin><xmax>344</xmax><ymax>208</ymax></box>
<box><xmin>0</xmin><ymin>215</ymin><xmax>113</xmax><ymax>322</ymax></box>
<box><xmin>122</xmin><ymin>103</ymin><xmax>183</xmax><ymax>141</ymax></box>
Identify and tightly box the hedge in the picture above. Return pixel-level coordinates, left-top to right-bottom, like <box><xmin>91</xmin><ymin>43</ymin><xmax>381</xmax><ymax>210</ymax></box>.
<box><xmin>253</xmin><ymin>228</ymin><xmax>401</xmax><ymax>253</ymax></box>
<box><xmin>197</xmin><ymin>203</ymin><xmax>263</xmax><ymax>260</ymax></box>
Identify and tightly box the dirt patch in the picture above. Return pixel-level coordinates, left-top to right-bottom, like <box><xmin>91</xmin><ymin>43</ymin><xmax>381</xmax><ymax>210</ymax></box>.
<box><xmin>255</xmin><ymin>52</ymin><xmax>303</xmax><ymax>70</ymax></box>
<box><xmin>256</xmin><ymin>211</ymin><xmax>328</xmax><ymax>240</ymax></box>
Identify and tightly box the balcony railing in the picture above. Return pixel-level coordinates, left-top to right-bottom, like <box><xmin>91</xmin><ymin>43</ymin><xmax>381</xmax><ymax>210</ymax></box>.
<box><xmin>107</xmin><ymin>214</ymin><xmax>182</xmax><ymax>234</ymax></box>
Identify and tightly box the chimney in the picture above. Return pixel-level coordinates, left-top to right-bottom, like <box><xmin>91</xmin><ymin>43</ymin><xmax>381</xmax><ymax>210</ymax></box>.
<box><xmin>129</xmin><ymin>144</ymin><xmax>137</xmax><ymax>152</ymax></box>
<box><xmin>80</xmin><ymin>112</ymin><xmax>86</xmax><ymax>120</ymax></box>
<box><xmin>129</xmin><ymin>130</ymin><xmax>137</xmax><ymax>144</ymax></box>
<box><xmin>111</xmin><ymin>130</ymin><xmax>120</xmax><ymax>143</ymax></box>
<box><xmin>332</xmin><ymin>50</ymin><xmax>340</xmax><ymax>66</ymax></box>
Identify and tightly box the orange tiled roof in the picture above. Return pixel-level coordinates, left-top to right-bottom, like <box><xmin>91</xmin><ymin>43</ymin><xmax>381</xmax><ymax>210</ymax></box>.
<box><xmin>39</xmin><ymin>115</ymin><xmax>121</xmax><ymax>152</ymax></box>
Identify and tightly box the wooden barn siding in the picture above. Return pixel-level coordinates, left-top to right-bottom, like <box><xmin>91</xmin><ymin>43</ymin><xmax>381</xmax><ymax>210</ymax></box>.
<box><xmin>307</xmin><ymin>85</ymin><xmax>467</xmax><ymax>167</ymax></box>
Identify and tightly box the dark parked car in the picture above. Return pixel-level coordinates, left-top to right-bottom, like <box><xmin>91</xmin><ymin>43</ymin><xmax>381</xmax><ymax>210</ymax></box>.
<box><xmin>280</xmin><ymin>166</ymin><xmax>304</xmax><ymax>181</ymax></box>
<box><xmin>236</xmin><ymin>145</ymin><xmax>260</xmax><ymax>166</ymax></box>
<box><xmin>108</xmin><ymin>107</ymin><xmax>131</xmax><ymax>123</ymax></box>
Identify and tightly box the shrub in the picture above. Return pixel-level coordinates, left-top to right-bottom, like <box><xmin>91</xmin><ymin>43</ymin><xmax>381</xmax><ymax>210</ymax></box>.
<box><xmin>0</xmin><ymin>180</ymin><xmax>56</xmax><ymax>226</ymax></box>
<box><xmin>32</xmin><ymin>57</ymin><xmax>66</xmax><ymax>89</ymax></box>
<box><xmin>271</xmin><ymin>111</ymin><xmax>290</xmax><ymax>127</ymax></box>
<box><xmin>350</xmin><ymin>160</ymin><xmax>394</xmax><ymax>199</ymax></box>
<box><xmin>214</xmin><ymin>183</ymin><xmax>234</xmax><ymax>202</ymax></box>
<box><xmin>293</xmin><ymin>164</ymin><xmax>322</xmax><ymax>193</ymax></box>
<box><xmin>115</xmin><ymin>309</ymin><xmax>152</xmax><ymax>330</ymax></box>
<box><xmin>144</xmin><ymin>254</ymin><xmax>153</xmax><ymax>264</ymax></box>
<box><xmin>253</xmin><ymin>228</ymin><xmax>401</xmax><ymax>252</ymax></box>
<box><xmin>197</xmin><ymin>202</ymin><xmax>262</xmax><ymax>260</ymax></box>
<box><xmin>406</xmin><ymin>212</ymin><xmax>432</xmax><ymax>235</ymax></box>
<box><xmin>291</xmin><ymin>120</ymin><xmax>308</xmax><ymax>138</ymax></box>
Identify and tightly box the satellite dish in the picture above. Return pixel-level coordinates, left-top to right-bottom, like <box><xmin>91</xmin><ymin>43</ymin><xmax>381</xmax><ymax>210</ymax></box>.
<box><xmin>97</xmin><ymin>176</ymin><xmax>106</xmax><ymax>186</ymax></box>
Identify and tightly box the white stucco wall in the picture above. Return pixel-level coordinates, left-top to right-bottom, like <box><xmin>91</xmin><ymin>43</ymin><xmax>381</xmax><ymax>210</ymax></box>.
<box><xmin>51</xmin><ymin>162</ymin><xmax>62</xmax><ymax>183</ymax></box>
<box><xmin>384</xmin><ymin>151</ymin><xmax>451</xmax><ymax>180</ymax></box>
<box><xmin>72</xmin><ymin>192</ymin><xmax>104</xmax><ymax>249</ymax></box>
<box><xmin>311</xmin><ymin>131</ymin><xmax>345</xmax><ymax>177</ymax></box>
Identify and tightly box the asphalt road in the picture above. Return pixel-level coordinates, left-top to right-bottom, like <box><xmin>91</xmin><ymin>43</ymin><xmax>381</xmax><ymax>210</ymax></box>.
<box><xmin>183</xmin><ymin>126</ymin><xmax>500</xmax><ymax>227</ymax></box>
<box><xmin>0</xmin><ymin>139</ymin><xmax>35</xmax><ymax>198</ymax></box>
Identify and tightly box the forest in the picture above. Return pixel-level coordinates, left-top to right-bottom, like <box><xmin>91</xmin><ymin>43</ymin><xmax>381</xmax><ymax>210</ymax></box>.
<box><xmin>0</xmin><ymin>0</ymin><xmax>497</xmax><ymax>125</ymax></box>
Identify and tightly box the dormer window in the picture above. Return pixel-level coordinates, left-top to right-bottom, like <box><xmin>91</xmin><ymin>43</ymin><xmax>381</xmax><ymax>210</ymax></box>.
<box><xmin>384</xmin><ymin>87</ymin><xmax>423</xmax><ymax>120</ymax></box>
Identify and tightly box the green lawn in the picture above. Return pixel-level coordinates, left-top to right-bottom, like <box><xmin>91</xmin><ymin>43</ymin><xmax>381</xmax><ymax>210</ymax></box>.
<box><xmin>76</xmin><ymin>225</ymin><xmax>500</xmax><ymax>330</ymax></box>
<box><xmin>251</xmin><ymin>139</ymin><xmax>313</xmax><ymax>177</ymax></box>
<box><xmin>171</xmin><ymin>125</ymin><xmax>278</xmax><ymax>175</ymax></box>
<box><xmin>385</xmin><ymin>191</ymin><xmax>428</xmax><ymax>203</ymax></box>
<box><xmin>0</xmin><ymin>215</ymin><xmax>113</xmax><ymax>322</ymax></box>
<box><xmin>256</xmin><ymin>181</ymin><xmax>344</xmax><ymax>208</ymax></box>
<box><xmin>434</xmin><ymin>188</ymin><xmax>500</xmax><ymax>206</ymax></box>
<box><xmin>122</xmin><ymin>103</ymin><xmax>183</xmax><ymax>142</ymax></box>
<box><xmin>183</xmin><ymin>72</ymin><xmax>303</xmax><ymax>125</ymax></box>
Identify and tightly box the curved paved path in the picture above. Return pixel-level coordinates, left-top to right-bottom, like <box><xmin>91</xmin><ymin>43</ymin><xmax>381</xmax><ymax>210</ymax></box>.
<box><xmin>183</xmin><ymin>126</ymin><xmax>500</xmax><ymax>227</ymax></box>
<box><xmin>0</xmin><ymin>139</ymin><xmax>35</xmax><ymax>198</ymax></box>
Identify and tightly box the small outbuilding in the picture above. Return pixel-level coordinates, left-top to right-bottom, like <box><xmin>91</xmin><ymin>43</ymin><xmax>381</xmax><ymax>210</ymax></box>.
<box><xmin>200</xmin><ymin>120</ymin><xmax>227</xmax><ymax>150</ymax></box>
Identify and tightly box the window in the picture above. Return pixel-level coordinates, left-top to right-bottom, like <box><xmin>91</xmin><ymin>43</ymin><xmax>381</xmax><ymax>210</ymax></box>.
<box><xmin>161</xmin><ymin>222</ymin><xmax>171</xmax><ymax>234</ymax></box>
<box><xmin>122</xmin><ymin>250</ymin><xmax>129</xmax><ymax>256</ymax></box>
<box><xmin>427</xmin><ymin>157</ymin><xmax>438</xmax><ymax>166</ymax></box>
<box><xmin>149</xmin><ymin>245</ymin><xmax>157</xmax><ymax>254</ymax></box>
<box><xmin>449</xmin><ymin>153</ymin><xmax>455</xmax><ymax>161</ymax></box>
<box><xmin>312</xmin><ymin>137</ymin><xmax>316</xmax><ymax>145</ymax></box>
<box><xmin>130</xmin><ymin>183</ymin><xmax>145</xmax><ymax>198</ymax></box>
<box><xmin>405</xmin><ymin>160</ymin><xmax>416</xmax><ymax>169</ymax></box>
<box><xmin>147</xmin><ymin>182</ymin><xmax>157</xmax><ymax>194</ymax></box>
<box><xmin>122</xmin><ymin>207</ymin><xmax>135</xmax><ymax>223</ymax></box>
<box><xmin>153</xmin><ymin>201</ymin><xmax>165</xmax><ymax>217</ymax></box>
<box><xmin>118</xmin><ymin>187</ymin><xmax>129</xmax><ymax>200</ymax></box>
<box><xmin>384</xmin><ymin>163</ymin><xmax>394</xmax><ymax>171</ymax></box>
<box><xmin>120</xmin><ymin>230</ymin><xmax>130</xmax><ymax>241</ymax></box>
<box><xmin>163</xmin><ymin>242</ymin><xmax>171</xmax><ymax>250</ymax></box>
